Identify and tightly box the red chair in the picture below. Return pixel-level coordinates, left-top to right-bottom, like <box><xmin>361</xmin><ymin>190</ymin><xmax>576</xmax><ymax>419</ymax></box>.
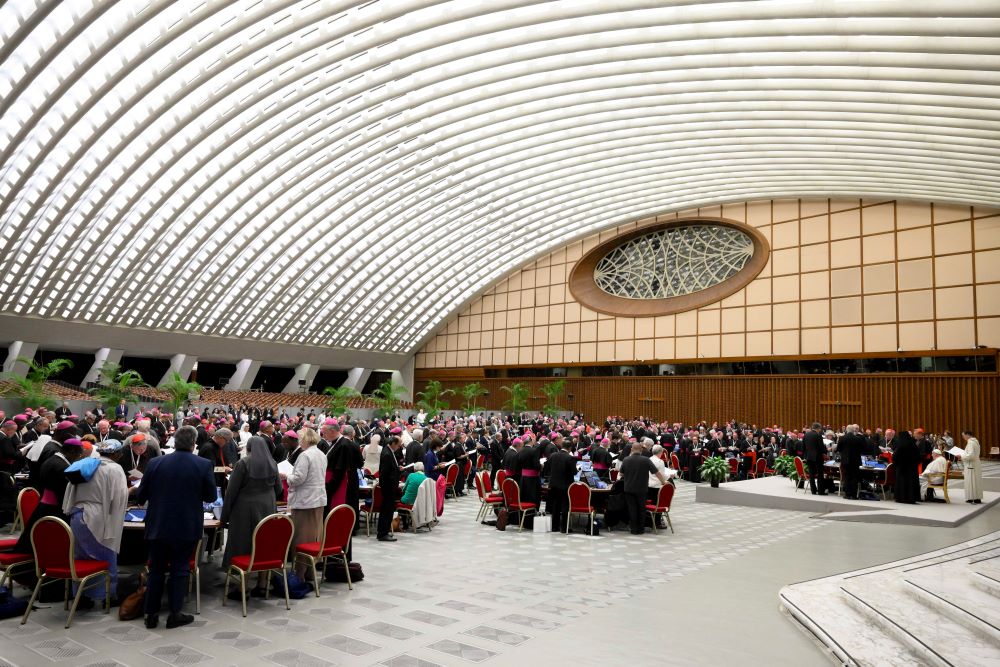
<box><xmin>444</xmin><ymin>463</ymin><xmax>460</xmax><ymax>500</ymax></box>
<box><xmin>670</xmin><ymin>453</ymin><xmax>688</xmax><ymax>480</ymax></box>
<box><xmin>360</xmin><ymin>486</ymin><xmax>381</xmax><ymax>537</ymax></box>
<box><xmin>223</xmin><ymin>514</ymin><xmax>294</xmax><ymax>617</ymax></box>
<box><xmin>481</xmin><ymin>471</ymin><xmax>494</xmax><ymax>494</ymax></box>
<box><xmin>476</xmin><ymin>453</ymin><xmax>486</xmax><ymax>469</ymax></box>
<box><xmin>793</xmin><ymin>456</ymin><xmax>811</xmax><ymax>492</ymax></box>
<box><xmin>501</xmin><ymin>478</ymin><xmax>536</xmax><ymax>532</ymax></box>
<box><xmin>21</xmin><ymin>516</ymin><xmax>111</xmax><ymax>628</ymax></box>
<box><xmin>143</xmin><ymin>538</ymin><xmax>203</xmax><ymax>614</ymax></box>
<box><xmin>462</xmin><ymin>458</ymin><xmax>473</xmax><ymax>484</ymax></box>
<box><xmin>645</xmin><ymin>484</ymin><xmax>676</xmax><ymax>534</ymax></box>
<box><xmin>727</xmin><ymin>457</ymin><xmax>739</xmax><ymax>479</ymax></box>
<box><xmin>743</xmin><ymin>452</ymin><xmax>757</xmax><ymax>477</ymax></box>
<box><xmin>0</xmin><ymin>545</ymin><xmax>32</xmax><ymax>591</ymax></box>
<box><xmin>495</xmin><ymin>469</ymin><xmax>508</xmax><ymax>490</ymax></box>
<box><xmin>474</xmin><ymin>472</ymin><xmax>504</xmax><ymax>523</ymax></box>
<box><xmin>9</xmin><ymin>487</ymin><xmax>39</xmax><ymax>535</ymax></box>
<box><xmin>753</xmin><ymin>457</ymin><xmax>774</xmax><ymax>478</ymax></box>
<box><xmin>566</xmin><ymin>482</ymin><xmax>594</xmax><ymax>534</ymax></box>
<box><xmin>874</xmin><ymin>463</ymin><xmax>895</xmax><ymax>500</ymax></box>
<box><xmin>294</xmin><ymin>505</ymin><xmax>355</xmax><ymax>595</ymax></box>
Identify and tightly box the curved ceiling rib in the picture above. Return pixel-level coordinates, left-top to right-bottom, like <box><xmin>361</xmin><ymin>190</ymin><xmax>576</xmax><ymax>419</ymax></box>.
<box><xmin>2</xmin><ymin>0</ymin><xmax>1000</xmax><ymax>356</ymax></box>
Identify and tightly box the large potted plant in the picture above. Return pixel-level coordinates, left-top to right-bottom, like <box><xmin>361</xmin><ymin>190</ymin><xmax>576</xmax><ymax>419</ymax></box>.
<box><xmin>772</xmin><ymin>454</ymin><xmax>798</xmax><ymax>480</ymax></box>
<box><xmin>699</xmin><ymin>456</ymin><xmax>729</xmax><ymax>488</ymax></box>
<box><xmin>415</xmin><ymin>380</ymin><xmax>453</xmax><ymax>418</ymax></box>
<box><xmin>0</xmin><ymin>356</ymin><xmax>73</xmax><ymax>410</ymax></box>
<box><xmin>322</xmin><ymin>386</ymin><xmax>362</xmax><ymax>419</ymax></box>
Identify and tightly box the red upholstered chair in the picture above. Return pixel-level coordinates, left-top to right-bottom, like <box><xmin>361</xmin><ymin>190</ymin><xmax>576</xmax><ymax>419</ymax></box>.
<box><xmin>495</xmin><ymin>470</ymin><xmax>508</xmax><ymax>490</ymax></box>
<box><xmin>743</xmin><ymin>452</ymin><xmax>757</xmax><ymax>477</ymax></box>
<box><xmin>645</xmin><ymin>484</ymin><xmax>676</xmax><ymax>534</ymax></box>
<box><xmin>0</xmin><ymin>537</ymin><xmax>18</xmax><ymax>551</ymax></box>
<box><xmin>9</xmin><ymin>487</ymin><xmax>39</xmax><ymax>535</ymax></box>
<box><xmin>670</xmin><ymin>453</ymin><xmax>687</xmax><ymax>480</ymax></box>
<box><xmin>294</xmin><ymin>505</ymin><xmax>355</xmax><ymax>595</ymax></box>
<box><xmin>223</xmin><ymin>513</ymin><xmax>294</xmax><ymax>617</ymax></box>
<box><xmin>501</xmin><ymin>478</ymin><xmax>536</xmax><ymax>533</ymax></box>
<box><xmin>143</xmin><ymin>539</ymin><xmax>203</xmax><ymax>614</ymax></box>
<box><xmin>474</xmin><ymin>472</ymin><xmax>504</xmax><ymax>523</ymax></box>
<box><xmin>0</xmin><ymin>545</ymin><xmax>32</xmax><ymax>591</ymax></box>
<box><xmin>874</xmin><ymin>463</ymin><xmax>895</xmax><ymax>501</ymax></box>
<box><xmin>481</xmin><ymin>471</ymin><xmax>494</xmax><ymax>494</ymax></box>
<box><xmin>360</xmin><ymin>486</ymin><xmax>381</xmax><ymax>537</ymax></box>
<box><xmin>793</xmin><ymin>456</ymin><xmax>811</xmax><ymax>492</ymax></box>
<box><xmin>727</xmin><ymin>457</ymin><xmax>739</xmax><ymax>479</ymax></box>
<box><xmin>754</xmin><ymin>457</ymin><xmax>774</xmax><ymax>478</ymax></box>
<box><xmin>21</xmin><ymin>516</ymin><xmax>111</xmax><ymax>628</ymax></box>
<box><xmin>566</xmin><ymin>482</ymin><xmax>594</xmax><ymax>535</ymax></box>
<box><xmin>476</xmin><ymin>453</ymin><xmax>486</xmax><ymax>469</ymax></box>
<box><xmin>462</xmin><ymin>458</ymin><xmax>472</xmax><ymax>482</ymax></box>
<box><xmin>444</xmin><ymin>463</ymin><xmax>460</xmax><ymax>500</ymax></box>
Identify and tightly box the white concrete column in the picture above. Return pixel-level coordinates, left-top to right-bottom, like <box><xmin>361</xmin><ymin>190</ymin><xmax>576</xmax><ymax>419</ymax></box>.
<box><xmin>2</xmin><ymin>341</ymin><xmax>38</xmax><ymax>376</ymax></box>
<box><xmin>225</xmin><ymin>359</ymin><xmax>261</xmax><ymax>391</ymax></box>
<box><xmin>82</xmin><ymin>348</ymin><xmax>124</xmax><ymax>385</ymax></box>
<box><xmin>391</xmin><ymin>356</ymin><xmax>415</xmax><ymax>402</ymax></box>
<box><xmin>282</xmin><ymin>363</ymin><xmax>320</xmax><ymax>393</ymax></box>
<box><xmin>158</xmin><ymin>354</ymin><xmax>197</xmax><ymax>386</ymax></box>
<box><xmin>342</xmin><ymin>367</ymin><xmax>372</xmax><ymax>392</ymax></box>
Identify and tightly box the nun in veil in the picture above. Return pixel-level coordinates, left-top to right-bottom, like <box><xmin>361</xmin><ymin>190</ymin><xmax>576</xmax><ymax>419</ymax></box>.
<box><xmin>221</xmin><ymin>436</ymin><xmax>282</xmax><ymax>596</ymax></box>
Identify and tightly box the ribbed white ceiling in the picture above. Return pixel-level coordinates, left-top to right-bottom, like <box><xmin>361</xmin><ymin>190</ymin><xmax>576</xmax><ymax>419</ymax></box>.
<box><xmin>2</xmin><ymin>0</ymin><xmax>999</xmax><ymax>355</ymax></box>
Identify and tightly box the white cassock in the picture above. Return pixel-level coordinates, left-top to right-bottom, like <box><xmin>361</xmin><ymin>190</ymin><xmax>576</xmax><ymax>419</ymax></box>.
<box><xmin>963</xmin><ymin>438</ymin><xmax>983</xmax><ymax>501</ymax></box>
<box><xmin>919</xmin><ymin>455</ymin><xmax>948</xmax><ymax>496</ymax></box>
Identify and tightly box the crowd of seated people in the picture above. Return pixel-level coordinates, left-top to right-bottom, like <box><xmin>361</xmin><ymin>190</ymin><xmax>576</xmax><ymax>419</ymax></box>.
<box><xmin>0</xmin><ymin>402</ymin><xmax>987</xmax><ymax>628</ymax></box>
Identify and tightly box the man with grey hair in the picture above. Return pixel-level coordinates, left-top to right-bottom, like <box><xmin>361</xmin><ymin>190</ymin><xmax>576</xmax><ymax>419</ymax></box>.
<box><xmin>135</xmin><ymin>425</ymin><xmax>216</xmax><ymax>629</ymax></box>
<box><xmin>326</xmin><ymin>422</ymin><xmax>363</xmax><ymax>541</ymax></box>
<box><xmin>838</xmin><ymin>423</ymin><xmax>866</xmax><ymax>499</ymax></box>
<box><xmin>404</xmin><ymin>428</ymin><xmax>426</xmax><ymax>470</ymax></box>
<box><xmin>620</xmin><ymin>442</ymin><xmax>668</xmax><ymax>535</ymax></box>
<box><xmin>199</xmin><ymin>427</ymin><xmax>237</xmax><ymax>493</ymax></box>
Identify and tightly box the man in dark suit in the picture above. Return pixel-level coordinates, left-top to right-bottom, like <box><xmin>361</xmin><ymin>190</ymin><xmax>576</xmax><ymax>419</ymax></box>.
<box><xmin>838</xmin><ymin>424</ymin><xmax>866</xmax><ymax>499</ymax></box>
<box><xmin>134</xmin><ymin>425</ymin><xmax>216</xmax><ymax>630</ymax></box>
<box><xmin>803</xmin><ymin>422</ymin><xmax>828</xmax><ymax>495</ymax></box>
<box><xmin>115</xmin><ymin>399</ymin><xmax>129</xmax><ymax>421</ymax></box>
<box><xmin>543</xmin><ymin>438</ymin><xmax>577</xmax><ymax>533</ymax></box>
<box><xmin>376</xmin><ymin>436</ymin><xmax>403</xmax><ymax>542</ymax></box>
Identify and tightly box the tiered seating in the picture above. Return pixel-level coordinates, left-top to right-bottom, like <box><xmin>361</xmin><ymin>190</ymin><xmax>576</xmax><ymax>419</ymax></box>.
<box><xmin>0</xmin><ymin>381</ymin><xmax>90</xmax><ymax>401</ymax></box>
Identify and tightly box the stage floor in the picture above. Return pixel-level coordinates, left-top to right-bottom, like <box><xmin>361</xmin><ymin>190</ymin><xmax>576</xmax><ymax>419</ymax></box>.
<box><xmin>695</xmin><ymin>474</ymin><xmax>1000</xmax><ymax>527</ymax></box>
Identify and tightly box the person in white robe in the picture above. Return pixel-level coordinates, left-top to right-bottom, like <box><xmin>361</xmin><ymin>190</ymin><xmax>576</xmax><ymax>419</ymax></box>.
<box><xmin>958</xmin><ymin>430</ymin><xmax>983</xmax><ymax>504</ymax></box>
<box><xmin>62</xmin><ymin>439</ymin><xmax>129</xmax><ymax>604</ymax></box>
<box><xmin>919</xmin><ymin>449</ymin><xmax>949</xmax><ymax>500</ymax></box>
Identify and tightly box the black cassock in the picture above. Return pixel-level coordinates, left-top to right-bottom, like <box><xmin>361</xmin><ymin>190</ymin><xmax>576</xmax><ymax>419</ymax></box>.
<box><xmin>892</xmin><ymin>434</ymin><xmax>921</xmax><ymax>504</ymax></box>
<box><xmin>515</xmin><ymin>445</ymin><xmax>541</xmax><ymax>529</ymax></box>
<box><xmin>326</xmin><ymin>438</ymin><xmax>363</xmax><ymax>558</ymax></box>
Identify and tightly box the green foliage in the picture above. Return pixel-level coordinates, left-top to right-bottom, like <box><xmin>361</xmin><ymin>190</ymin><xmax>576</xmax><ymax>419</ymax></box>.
<box><xmin>698</xmin><ymin>456</ymin><xmax>730</xmax><ymax>483</ymax></box>
<box><xmin>501</xmin><ymin>382</ymin><xmax>530</xmax><ymax>414</ymax></box>
<box><xmin>539</xmin><ymin>379</ymin><xmax>566</xmax><ymax>417</ymax></box>
<box><xmin>322</xmin><ymin>386</ymin><xmax>362</xmax><ymax>418</ymax></box>
<box><xmin>415</xmin><ymin>380</ymin><xmax>453</xmax><ymax>417</ymax></box>
<box><xmin>0</xmin><ymin>356</ymin><xmax>73</xmax><ymax>410</ymax></box>
<box><xmin>158</xmin><ymin>372</ymin><xmax>203</xmax><ymax>414</ymax></box>
<box><xmin>772</xmin><ymin>454</ymin><xmax>797</xmax><ymax>479</ymax></box>
<box><xmin>368</xmin><ymin>379</ymin><xmax>408</xmax><ymax>418</ymax></box>
<box><xmin>459</xmin><ymin>382</ymin><xmax>488</xmax><ymax>414</ymax></box>
<box><xmin>88</xmin><ymin>362</ymin><xmax>149</xmax><ymax>410</ymax></box>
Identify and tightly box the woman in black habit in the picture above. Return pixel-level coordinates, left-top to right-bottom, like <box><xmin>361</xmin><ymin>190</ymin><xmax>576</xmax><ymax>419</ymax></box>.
<box><xmin>892</xmin><ymin>430</ymin><xmax>921</xmax><ymax>504</ymax></box>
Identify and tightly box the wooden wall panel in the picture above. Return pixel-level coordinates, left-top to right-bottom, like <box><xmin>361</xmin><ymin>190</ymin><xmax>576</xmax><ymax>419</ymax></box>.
<box><xmin>415</xmin><ymin>374</ymin><xmax>1000</xmax><ymax>446</ymax></box>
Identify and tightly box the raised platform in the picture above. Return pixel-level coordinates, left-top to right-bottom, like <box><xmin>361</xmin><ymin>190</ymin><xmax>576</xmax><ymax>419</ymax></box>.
<box><xmin>779</xmin><ymin>531</ymin><xmax>1000</xmax><ymax>667</ymax></box>
<box><xmin>695</xmin><ymin>474</ymin><xmax>1000</xmax><ymax>527</ymax></box>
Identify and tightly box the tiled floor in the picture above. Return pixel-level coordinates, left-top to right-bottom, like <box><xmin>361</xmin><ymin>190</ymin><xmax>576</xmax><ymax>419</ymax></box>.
<box><xmin>1</xmin><ymin>477</ymin><xmax>998</xmax><ymax>666</ymax></box>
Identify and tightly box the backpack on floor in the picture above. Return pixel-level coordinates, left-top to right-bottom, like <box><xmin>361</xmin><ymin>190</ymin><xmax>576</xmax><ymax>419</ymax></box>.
<box><xmin>0</xmin><ymin>586</ymin><xmax>28</xmax><ymax>620</ymax></box>
<box><xmin>324</xmin><ymin>559</ymin><xmax>365</xmax><ymax>583</ymax></box>
<box><xmin>271</xmin><ymin>571</ymin><xmax>311</xmax><ymax>599</ymax></box>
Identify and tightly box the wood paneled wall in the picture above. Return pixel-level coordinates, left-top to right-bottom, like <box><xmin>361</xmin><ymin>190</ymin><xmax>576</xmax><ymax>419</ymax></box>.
<box><xmin>415</xmin><ymin>372</ymin><xmax>1000</xmax><ymax>446</ymax></box>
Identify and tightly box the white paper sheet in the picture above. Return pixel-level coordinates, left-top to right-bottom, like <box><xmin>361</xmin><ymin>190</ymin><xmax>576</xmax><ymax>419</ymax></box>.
<box><xmin>277</xmin><ymin>460</ymin><xmax>295</xmax><ymax>476</ymax></box>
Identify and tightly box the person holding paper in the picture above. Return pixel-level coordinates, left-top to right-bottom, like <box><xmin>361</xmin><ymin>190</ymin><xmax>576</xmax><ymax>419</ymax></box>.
<box><xmin>221</xmin><ymin>436</ymin><xmax>282</xmax><ymax>598</ymax></box>
<box><xmin>958</xmin><ymin>430</ymin><xmax>983</xmax><ymax>504</ymax></box>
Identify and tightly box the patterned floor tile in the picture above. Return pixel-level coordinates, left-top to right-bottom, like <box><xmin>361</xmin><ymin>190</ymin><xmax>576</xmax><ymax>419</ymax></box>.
<box><xmin>98</xmin><ymin>624</ymin><xmax>159</xmax><ymax>644</ymax></box>
<box><xmin>462</xmin><ymin>624</ymin><xmax>531</xmax><ymax>646</ymax></box>
<box><xmin>435</xmin><ymin>599</ymin><xmax>491</xmax><ymax>614</ymax></box>
<box><xmin>380</xmin><ymin>655</ymin><xmax>443</xmax><ymax>667</ymax></box>
<box><xmin>361</xmin><ymin>621</ymin><xmax>422</xmax><ymax>640</ymax></box>
<box><xmin>26</xmin><ymin>637</ymin><xmax>95</xmax><ymax>661</ymax></box>
<box><xmin>426</xmin><ymin>639</ymin><xmax>497</xmax><ymax>663</ymax></box>
<box><xmin>401</xmin><ymin>610</ymin><xmax>459</xmax><ymax>627</ymax></box>
<box><xmin>262</xmin><ymin>648</ymin><xmax>335</xmax><ymax>667</ymax></box>
<box><xmin>142</xmin><ymin>643</ymin><xmax>213</xmax><ymax>665</ymax></box>
<box><xmin>497</xmin><ymin>613</ymin><xmax>562</xmax><ymax>631</ymax></box>
<box><xmin>207</xmin><ymin>629</ymin><xmax>272</xmax><ymax>649</ymax></box>
<box><xmin>313</xmin><ymin>633</ymin><xmax>380</xmax><ymax>655</ymax></box>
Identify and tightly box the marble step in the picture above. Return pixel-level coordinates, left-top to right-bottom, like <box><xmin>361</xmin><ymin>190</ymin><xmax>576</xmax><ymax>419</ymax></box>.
<box><xmin>841</xmin><ymin>579</ymin><xmax>1000</xmax><ymax>667</ymax></box>
<box><xmin>779</xmin><ymin>589</ymin><xmax>924</xmax><ymax>667</ymax></box>
<box><xmin>902</xmin><ymin>578</ymin><xmax>1000</xmax><ymax>644</ymax></box>
<box><xmin>969</xmin><ymin>566</ymin><xmax>1000</xmax><ymax>597</ymax></box>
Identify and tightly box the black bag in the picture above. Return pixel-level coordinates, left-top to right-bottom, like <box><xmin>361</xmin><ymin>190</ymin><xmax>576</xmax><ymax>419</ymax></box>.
<box><xmin>0</xmin><ymin>587</ymin><xmax>28</xmax><ymax>620</ymax></box>
<box><xmin>495</xmin><ymin>508</ymin><xmax>508</xmax><ymax>531</ymax></box>
<box><xmin>324</xmin><ymin>559</ymin><xmax>365</xmax><ymax>583</ymax></box>
<box><xmin>271</xmin><ymin>571</ymin><xmax>311</xmax><ymax>599</ymax></box>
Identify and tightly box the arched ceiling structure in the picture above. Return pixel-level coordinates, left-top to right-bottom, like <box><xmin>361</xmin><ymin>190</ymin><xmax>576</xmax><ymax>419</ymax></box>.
<box><xmin>2</xmin><ymin>0</ymin><xmax>1000</xmax><ymax>360</ymax></box>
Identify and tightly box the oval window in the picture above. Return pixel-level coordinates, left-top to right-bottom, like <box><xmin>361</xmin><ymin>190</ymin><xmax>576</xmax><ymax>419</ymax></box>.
<box><xmin>568</xmin><ymin>218</ymin><xmax>770</xmax><ymax>317</ymax></box>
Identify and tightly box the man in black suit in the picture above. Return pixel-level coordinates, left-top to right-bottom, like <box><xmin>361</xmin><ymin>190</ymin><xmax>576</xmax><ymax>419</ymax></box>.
<box><xmin>376</xmin><ymin>436</ymin><xmax>403</xmax><ymax>542</ymax></box>
<box><xmin>543</xmin><ymin>438</ymin><xmax>577</xmax><ymax>533</ymax></box>
<box><xmin>838</xmin><ymin>424</ymin><xmax>866</xmax><ymax>499</ymax></box>
<box><xmin>134</xmin><ymin>425</ymin><xmax>216</xmax><ymax>630</ymax></box>
<box><xmin>803</xmin><ymin>422</ymin><xmax>828</xmax><ymax>495</ymax></box>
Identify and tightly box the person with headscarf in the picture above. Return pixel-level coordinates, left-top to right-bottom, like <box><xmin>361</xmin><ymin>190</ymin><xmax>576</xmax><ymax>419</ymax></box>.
<box><xmin>362</xmin><ymin>433</ymin><xmax>383</xmax><ymax>475</ymax></box>
<box><xmin>236</xmin><ymin>423</ymin><xmax>253</xmax><ymax>455</ymax></box>
<box><xmin>61</xmin><ymin>439</ymin><xmax>129</xmax><ymax>608</ymax></box>
<box><xmin>220</xmin><ymin>435</ymin><xmax>282</xmax><ymax>597</ymax></box>
<box><xmin>892</xmin><ymin>430</ymin><xmax>921</xmax><ymax>504</ymax></box>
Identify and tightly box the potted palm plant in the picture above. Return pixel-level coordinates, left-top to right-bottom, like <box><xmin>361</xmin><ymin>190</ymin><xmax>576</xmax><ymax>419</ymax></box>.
<box><xmin>699</xmin><ymin>456</ymin><xmax>729</xmax><ymax>488</ymax></box>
